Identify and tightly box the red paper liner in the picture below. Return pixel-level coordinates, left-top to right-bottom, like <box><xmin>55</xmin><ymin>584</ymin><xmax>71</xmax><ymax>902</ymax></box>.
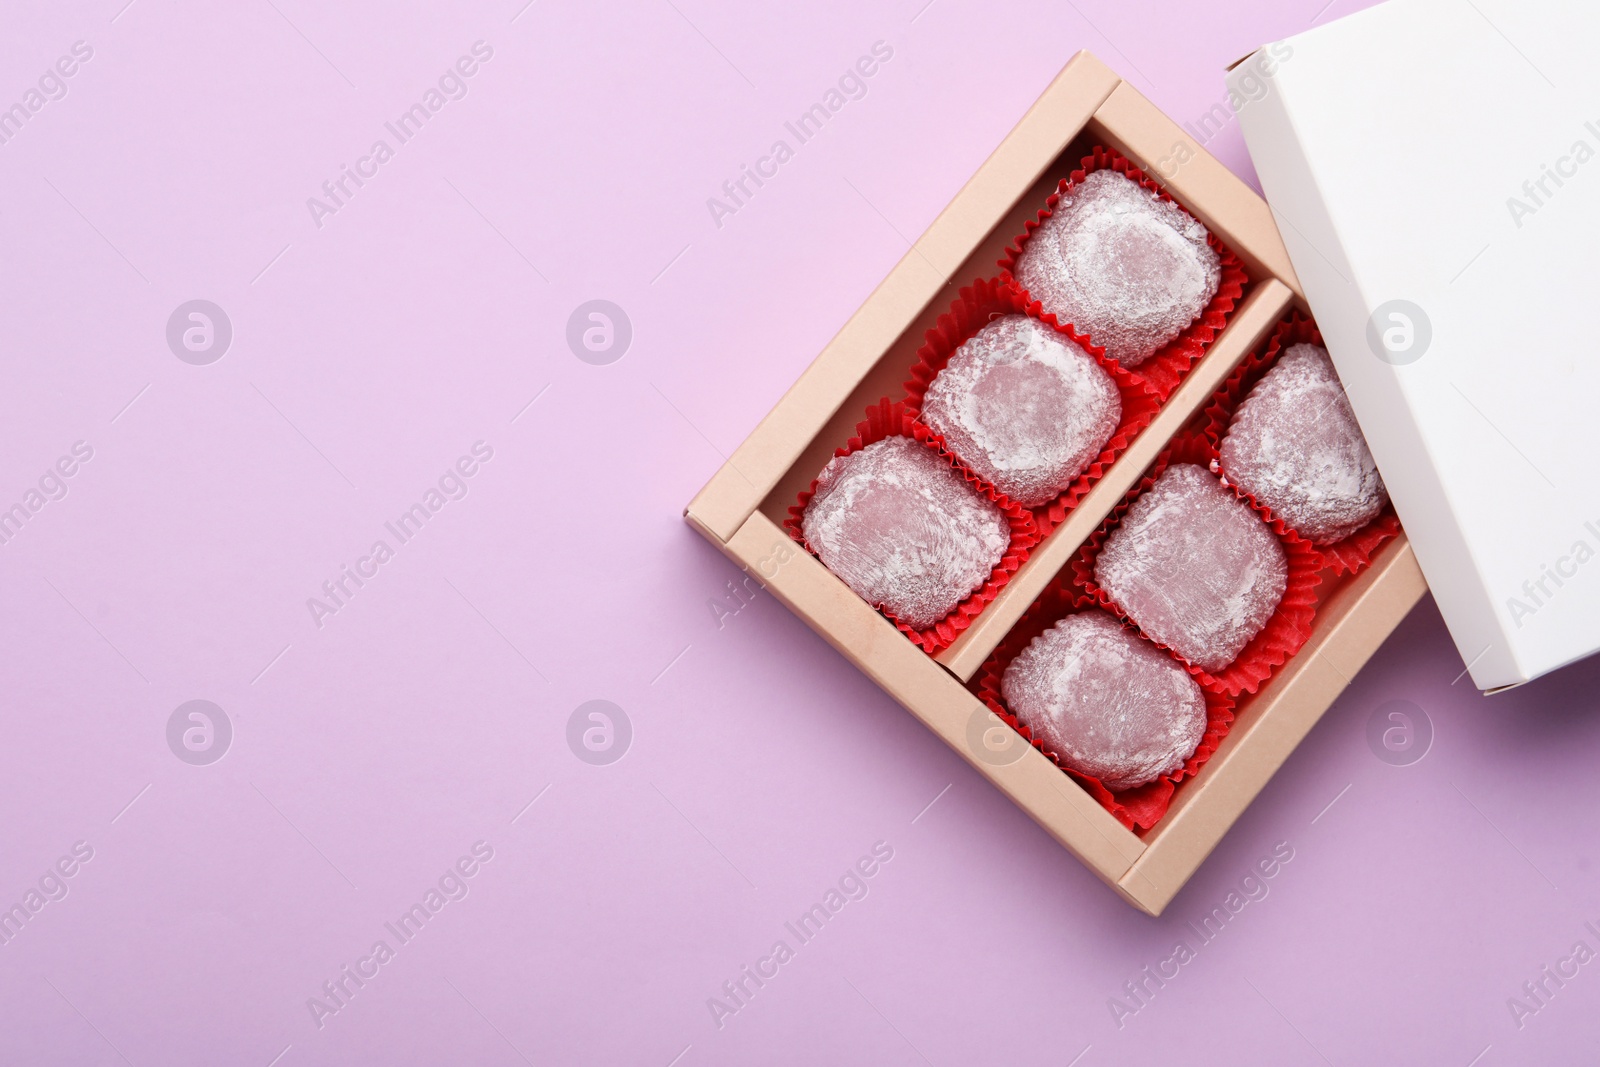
<box><xmin>975</xmin><ymin>584</ymin><xmax>1236</xmax><ymax>832</ymax></box>
<box><xmin>1070</xmin><ymin>433</ymin><xmax>1322</xmax><ymax>697</ymax></box>
<box><xmin>997</xmin><ymin>145</ymin><xmax>1249</xmax><ymax>401</ymax></box>
<box><xmin>1201</xmin><ymin>313</ymin><xmax>1402</xmax><ymax>577</ymax></box>
<box><xmin>783</xmin><ymin>398</ymin><xmax>1039</xmax><ymax>654</ymax></box>
<box><xmin>901</xmin><ymin>275</ymin><xmax>1162</xmax><ymax>538</ymax></box>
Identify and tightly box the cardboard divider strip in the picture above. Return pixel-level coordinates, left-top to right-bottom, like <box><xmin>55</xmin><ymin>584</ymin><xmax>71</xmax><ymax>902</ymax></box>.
<box><xmin>936</xmin><ymin>278</ymin><xmax>1295</xmax><ymax>680</ymax></box>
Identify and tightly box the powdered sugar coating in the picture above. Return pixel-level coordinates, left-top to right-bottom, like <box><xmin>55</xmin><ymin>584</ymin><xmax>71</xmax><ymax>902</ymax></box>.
<box><xmin>920</xmin><ymin>314</ymin><xmax>1122</xmax><ymax>507</ymax></box>
<box><xmin>1219</xmin><ymin>343</ymin><xmax>1389</xmax><ymax>545</ymax></box>
<box><xmin>1001</xmin><ymin>611</ymin><xmax>1206</xmax><ymax>790</ymax></box>
<box><xmin>1016</xmin><ymin>169</ymin><xmax>1221</xmax><ymax>367</ymax></box>
<box><xmin>1094</xmin><ymin>463</ymin><xmax>1287</xmax><ymax>672</ymax></box>
<box><xmin>802</xmin><ymin>437</ymin><xmax>1010</xmax><ymax>630</ymax></box>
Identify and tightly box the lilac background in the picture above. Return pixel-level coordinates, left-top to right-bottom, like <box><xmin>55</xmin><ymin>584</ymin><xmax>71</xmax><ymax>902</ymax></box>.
<box><xmin>1</xmin><ymin>0</ymin><xmax>1596</xmax><ymax>1063</ymax></box>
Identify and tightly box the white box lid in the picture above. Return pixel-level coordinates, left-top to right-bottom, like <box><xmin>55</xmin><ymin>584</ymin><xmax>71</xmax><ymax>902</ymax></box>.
<box><xmin>1228</xmin><ymin>0</ymin><xmax>1600</xmax><ymax>690</ymax></box>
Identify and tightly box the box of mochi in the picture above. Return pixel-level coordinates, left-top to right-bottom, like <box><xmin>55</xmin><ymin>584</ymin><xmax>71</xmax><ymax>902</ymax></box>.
<box><xmin>685</xmin><ymin>50</ymin><xmax>1429</xmax><ymax>914</ymax></box>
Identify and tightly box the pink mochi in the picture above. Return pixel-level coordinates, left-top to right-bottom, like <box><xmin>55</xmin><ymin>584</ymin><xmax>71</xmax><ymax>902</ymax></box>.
<box><xmin>1094</xmin><ymin>463</ymin><xmax>1286</xmax><ymax>672</ymax></box>
<box><xmin>802</xmin><ymin>437</ymin><xmax>1010</xmax><ymax>629</ymax></box>
<box><xmin>1017</xmin><ymin>169</ymin><xmax>1221</xmax><ymax>367</ymax></box>
<box><xmin>1219</xmin><ymin>343</ymin><xmax>1389</xmax><ymax>545</ymax></box>
<box><xmin>1002</xmin><ymin>611</ymin><xmax>1207</xmax><ymax>790</ymax></box>
<box><xmin>920</xmin><ymin>314</ymin><xmax>1121</xmax><ymax>507</ymax></box>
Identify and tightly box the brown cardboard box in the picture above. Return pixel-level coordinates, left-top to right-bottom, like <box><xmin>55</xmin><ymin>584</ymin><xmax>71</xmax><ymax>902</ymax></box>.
<box><xmin>683</xmin><ymin>51</ymin><xmax>1427</xmax><ymax>915</ymax></box>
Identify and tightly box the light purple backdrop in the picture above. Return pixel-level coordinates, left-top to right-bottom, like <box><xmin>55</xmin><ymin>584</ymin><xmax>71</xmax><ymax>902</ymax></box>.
<box><xmin>2</xmin><ymin>0</ymin><xmax>1595</xmax><ymax>1063</ymax></box>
